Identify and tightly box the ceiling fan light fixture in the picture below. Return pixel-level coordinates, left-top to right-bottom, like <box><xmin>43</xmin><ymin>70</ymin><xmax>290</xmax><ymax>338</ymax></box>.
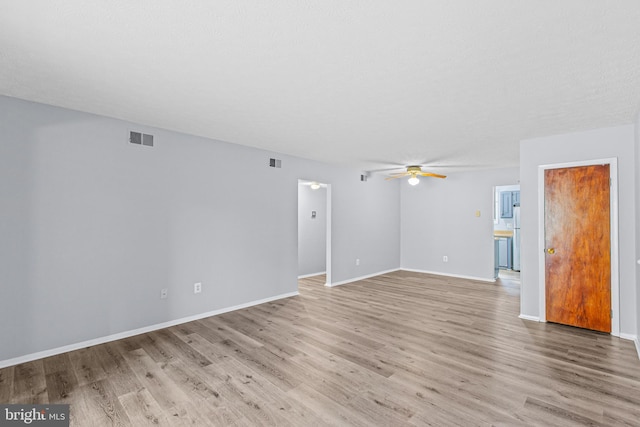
<box><xmin>384</xmin><ymin>164</ymin><xmax>446</xmax><ymax>183</ymax></box>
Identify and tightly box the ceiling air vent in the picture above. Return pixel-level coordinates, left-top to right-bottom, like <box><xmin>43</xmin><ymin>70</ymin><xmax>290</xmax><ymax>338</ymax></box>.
<box><xmin>269</xmin><ymin>158</ymin><xmax>282</xmax><ymax>168</ymax></box>
<box><xmin>129</xmin><ymin>131</ymin><xmax>154</xmax><ymax>147</ymax></box>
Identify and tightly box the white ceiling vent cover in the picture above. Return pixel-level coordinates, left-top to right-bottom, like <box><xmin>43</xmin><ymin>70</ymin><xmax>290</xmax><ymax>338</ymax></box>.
<box><xmin>129</xmin><ymin>131</ymin><xmax>154</xmax><ymax>147</ymax></box>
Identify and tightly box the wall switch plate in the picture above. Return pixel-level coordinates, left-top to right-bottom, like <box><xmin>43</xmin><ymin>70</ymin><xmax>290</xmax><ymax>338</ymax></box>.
<box><xmin>475</xmin><ymin>210</ymin><xmax>481</xmax><ymax>217</ymax></box>
<box><xmin>356</xmin><ymin>258</ymin><xmax>360</xmax><ymax>266</ymax></box>
<box><xmin>194</xmin><ymin>282</ymin><xmax>202</xmax><ymax>294</ymax></box>
<box><xmin>443</xmin><ymin>256</ymin><xmax>448</xmax><ymax>262</ymax></box>
<box><xmin>160</xmin><ymin>288</ymin><xmax>168</xmax><ymax>299</ymax></box>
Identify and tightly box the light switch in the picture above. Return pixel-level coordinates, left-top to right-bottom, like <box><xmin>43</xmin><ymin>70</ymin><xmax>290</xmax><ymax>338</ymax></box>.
<box><xmin>311</xmin><ymin>211</ymin><xmax>316</xmax><ymax>219</ymax></box>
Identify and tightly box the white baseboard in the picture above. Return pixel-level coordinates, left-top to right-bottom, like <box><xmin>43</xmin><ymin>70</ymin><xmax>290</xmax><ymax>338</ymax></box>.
<box><xmin>518</xmin><ymin>314</ymin><xmax>541</xmax><ymax>322</ymax></box>
<box><xmin>620</xmin><ymin>333</ymin><xmax>640</xmax><ymax>360</ymax></box>
<box><xmin>0</xmin><ymin>291</ymin><xmax>299</xmax><ymax>369</ymax></box>
<box><xmin>298</xmin><ymin>271</ymin><xmax>326</xmax><ymax>279</ymax></box>
<box><xmin>401</xmin><ymin>268</ymin><xmax>496</xmax><ymax>283</ymax></box>
<box><xmin>325</xmin><ymin>268</ymin><xmax>400</xmax><ymax>287</ymax></box>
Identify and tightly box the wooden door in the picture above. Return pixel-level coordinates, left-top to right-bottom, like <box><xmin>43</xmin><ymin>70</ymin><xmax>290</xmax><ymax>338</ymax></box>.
<box><xmin>544</xmin><ymin>164</ymin><xmax>611</xmax><ymax>332</ymax></box>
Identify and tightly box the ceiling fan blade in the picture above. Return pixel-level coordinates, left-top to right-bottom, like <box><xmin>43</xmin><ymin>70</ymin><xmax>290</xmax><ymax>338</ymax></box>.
<box><xmin>367</xmin><ymin>166</ymin><xmax>406</xmax><ymax>173</ymax></box>
<box><xmin>385</xmin><ymin>174</ymin><xmax>407</xmax><ymax>181</ymax></box>
<box><xmin>364</xmin><ymin>161</ymin><xmax>408</xmax><ymax>174</ymax></box>
<box><xmin>419</xmin><ymin>172</ymin><xmax>447</xmax><ymax>179</ymax></box>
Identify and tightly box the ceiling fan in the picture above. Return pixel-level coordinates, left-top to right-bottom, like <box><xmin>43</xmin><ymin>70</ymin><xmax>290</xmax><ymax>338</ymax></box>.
<box><xmin>385</xmin><ymin>165</ymin><xmax>446</xmax><ymax>185</ymax></box>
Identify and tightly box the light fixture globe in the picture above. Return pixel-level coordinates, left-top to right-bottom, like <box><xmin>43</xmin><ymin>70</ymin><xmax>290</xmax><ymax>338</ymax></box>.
<box><xmin>384</xmin><ymin>165</ymin><xmax>446</xmax><ymax>184</ymax></box>
<box><xmin>310</xmin><ymin>182</ymin><xmax>321</xmax><ymax>190</ymax></box>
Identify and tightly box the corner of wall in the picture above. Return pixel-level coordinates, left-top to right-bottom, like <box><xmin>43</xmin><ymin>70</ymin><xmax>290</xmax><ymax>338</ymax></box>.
<box><xmin>635</xmin><ymin>108</ymin><xmax>640</xmax><ymax>344</ymax></box>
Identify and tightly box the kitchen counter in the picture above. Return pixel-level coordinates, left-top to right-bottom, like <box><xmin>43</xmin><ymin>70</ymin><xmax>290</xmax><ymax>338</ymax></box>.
<box><xmin>494</xmin><ymin>230</ymin><xmax>514</xmax><ymax>238</ymax></box>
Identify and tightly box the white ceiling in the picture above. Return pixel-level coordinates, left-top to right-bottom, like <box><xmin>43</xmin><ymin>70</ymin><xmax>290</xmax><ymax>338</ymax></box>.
<box><xmin>2</xmin><ymin>1</ymin><xmax>640</xmax><ymax>173</ymax></box>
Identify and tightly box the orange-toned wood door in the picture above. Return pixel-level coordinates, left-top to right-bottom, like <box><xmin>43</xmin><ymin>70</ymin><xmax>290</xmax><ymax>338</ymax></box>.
<box><xmin>544</xmin><ymin>164</ymin><xmax>611</xmax><ymax>332</ymax></box>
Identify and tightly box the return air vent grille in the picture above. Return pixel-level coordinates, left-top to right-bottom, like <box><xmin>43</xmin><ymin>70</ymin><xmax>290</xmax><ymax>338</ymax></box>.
<box><xmin>129</xmin><ymin>131</ymin><xmax>154</xmax><ymax>147</ymax></box>
<box><xmin>269</xmin><ymin>158</ymin><xmax>282</xmax><ymax>168</ymax></box>
<box><xmin>142</xmin><ymin>133</ymin><xmax>154</xmax><ymax>146</ymax></box>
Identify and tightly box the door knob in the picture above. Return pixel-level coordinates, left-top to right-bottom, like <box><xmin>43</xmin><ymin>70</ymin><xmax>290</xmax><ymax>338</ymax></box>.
<box><xmin>547</xmin><ymin>248</ymin><xmax>555</xmax><ymax>254</ymax></box>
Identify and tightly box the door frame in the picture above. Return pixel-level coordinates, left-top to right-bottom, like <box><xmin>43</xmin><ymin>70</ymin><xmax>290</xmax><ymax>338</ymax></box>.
<box><xmin>537</xmin><ymin>158</ymin><xmax>620</xmax><ymax>336</ymax></box>
<box><xmin>324</xmin><ymin>183</ymin><xmax>332</xmax><ymax>286</ymax></box>
<box><xmin>296</xmin><ymin>179</ymin><xmax>332</xmax><ymax>286</ymax></box>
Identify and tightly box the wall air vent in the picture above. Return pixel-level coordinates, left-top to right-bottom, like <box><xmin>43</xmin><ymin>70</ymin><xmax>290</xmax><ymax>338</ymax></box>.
<box><xmin>130</xmin><ymin>131</ymin><xmax>142</xmax><ymax>145</ymax></box>
<box><xmin>269</xmin><ymin>158</ymin><xmax>282</xmax><ymax>168</ymax></box>
<box><xmin>129</xmin><ymin>131</ymin><xmax>154</xmax><ymax>147</ymax></box>
<box><xmin>142</xmin><ymin>133</ymin><xmax>154</xmax><ymax>147</ymax></box>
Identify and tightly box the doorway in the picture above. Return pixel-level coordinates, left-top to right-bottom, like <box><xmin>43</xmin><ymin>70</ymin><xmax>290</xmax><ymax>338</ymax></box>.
<box><xmin>538</xmin><ymin>158</ymin><xmax>620</xmax><ymax>335</ymax></box>
<box><xmin>297</xmin><ymin>180</ymin><xmax>331</xmax><ymax>285</ymax></box>
<box><xmin>494</xmin><ymin>184</ymin><xmax>521</xmax><ymax>281</ymax></box>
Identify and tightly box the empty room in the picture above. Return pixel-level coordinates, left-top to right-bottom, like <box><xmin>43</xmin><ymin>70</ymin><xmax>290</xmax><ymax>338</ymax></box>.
<box><xmin>1</xmin><ymin>2</ymin><xmax>640</xmax><ymax>426</ymax></box>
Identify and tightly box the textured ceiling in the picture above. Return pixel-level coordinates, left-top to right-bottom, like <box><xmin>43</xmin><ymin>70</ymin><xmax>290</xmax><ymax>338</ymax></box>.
<box><xmin>1</xmin><ymin>1</ymin><xmax>640</xmax><ymax>173</ymax></box>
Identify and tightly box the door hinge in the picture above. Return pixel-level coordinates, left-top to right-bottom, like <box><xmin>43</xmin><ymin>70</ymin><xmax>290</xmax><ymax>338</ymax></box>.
<box><xmin>611</xmin><ymin>309</ymin><xmax>613</xmax><ymax>318</ymax></box>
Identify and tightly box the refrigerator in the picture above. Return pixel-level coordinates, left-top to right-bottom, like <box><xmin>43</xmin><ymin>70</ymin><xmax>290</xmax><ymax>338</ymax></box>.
<box><xmin>512</xmin><ymin>204</ymin><xmax>521</xmax><ymax>271</ymax></box>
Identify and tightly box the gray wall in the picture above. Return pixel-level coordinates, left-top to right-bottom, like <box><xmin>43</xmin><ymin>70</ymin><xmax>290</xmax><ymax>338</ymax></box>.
<box><xmin>401</xmin><ymin>168</ymin><xmax>519</xmax><ymax>280</ymax></box>
<box><xmin>330</xmin><ymin>175</ymin><xmax>400</xmax><ymax>282</ymax></box>
<box><xmin>519</xmin><ymin>125</ymin><xmax>637</xmax><ymax>336</ymax></box>
<box><xmin>0</xmin><ymin>96</ymin><xmax>400</xmax><ymax>362</ymax></box>
<box><xmin>298</xmin><ymin>184</ymin><xmax>327</xmax><ymax>276</ymax></box>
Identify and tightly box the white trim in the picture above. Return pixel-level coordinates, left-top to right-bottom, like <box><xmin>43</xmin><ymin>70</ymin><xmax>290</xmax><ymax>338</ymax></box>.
<box><xmin>537</xmin><ymin>158</ymin><xmax>620</xmax><ymax>336</ymax></box>
<box><xmin>325</xmin><ymin>184</ymin><xmax>332</xmax><ymax>285</ymax></box>
<box><xmin>325</xmin><ymin>268</ymin><xmax>400</xmax><ymax>287</ymax></box>
<box><xmin>298</xmin><ymin>271</ymin><xmax>326</xmax><ymax>279</ymax></box>
<box><xmin>619</xmin><ymin>334</ymin><xmax>640</xmax><ymax>360</ymax></box>
<box><xmin>518</xmin><ymin>314</ymin><xmax>540</xmax><ymax>322</ymax></box>
<box><xmin>537</xmin><ymin>167</ymin><xmax>546</xmax><ymax>322</ymax></box>
<box><xmin>0</xmin><ymin>291</ymin><xmax>299</xmax><ymax>369</ymax></box>
<box><xmin>400</xmin><ymin>268</ymin><xmax>496</xmax><ymax>283</ymax></box>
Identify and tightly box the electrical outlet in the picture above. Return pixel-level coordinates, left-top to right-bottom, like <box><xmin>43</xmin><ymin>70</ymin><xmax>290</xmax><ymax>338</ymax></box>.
<box><xmin>160</xmin><ymin>288</ymin><xmax>168</xmax><ymax>299</ymax></box>
<box><xmin>194</xmin><ymin>282</ymin><xmax>202</xmax><ymax>294</ymax></box>
<box><xmin>356</xmin><ymin>258</ymin><xmax>360</xmax><ymax>266</ymax></box>
<box><xmin>443</xmin><ymin>256</ymin><xmax>448</xmax><ymax>263</ymax></box>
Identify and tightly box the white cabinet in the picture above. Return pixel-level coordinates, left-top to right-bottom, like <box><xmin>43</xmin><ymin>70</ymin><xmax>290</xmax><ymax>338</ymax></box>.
<box><xmin>500</xmin><ymin>191</ymin><xmax>520</xmax><ymax>218</ymax></box>
<box><xmin>496</xmin><ymin>236</ymin><xmax>512</xmax><ymax>269</ymax></box>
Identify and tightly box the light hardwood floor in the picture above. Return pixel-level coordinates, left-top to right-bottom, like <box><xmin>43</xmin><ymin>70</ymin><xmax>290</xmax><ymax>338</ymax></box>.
<box><xmin>1</xmin><ymin>271</ymin><xmax>639</xmax><ymax>426</ymax></box>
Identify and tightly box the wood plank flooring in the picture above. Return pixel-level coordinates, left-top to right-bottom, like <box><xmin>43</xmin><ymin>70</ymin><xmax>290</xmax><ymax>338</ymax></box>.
<box><xmin>2</xmin><ymin>270</ymin><xmax>639</xmax><ymax>426</ymax></box>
